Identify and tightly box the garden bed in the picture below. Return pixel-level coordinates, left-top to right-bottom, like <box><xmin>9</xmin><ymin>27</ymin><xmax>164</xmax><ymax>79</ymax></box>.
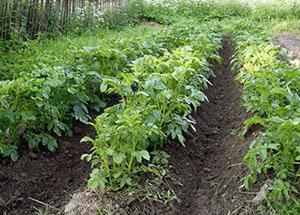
<box><xmin>0</xmin><ymin>39</ymin><xmax>257</xmax><ymax>215</ymax></box>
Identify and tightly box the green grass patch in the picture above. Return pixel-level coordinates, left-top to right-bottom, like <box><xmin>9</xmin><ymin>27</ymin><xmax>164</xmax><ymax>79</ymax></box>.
<box><xmin>0</xmin><ymin>25</ymin><xmax>158</xmax><ymax>80</ymax></box>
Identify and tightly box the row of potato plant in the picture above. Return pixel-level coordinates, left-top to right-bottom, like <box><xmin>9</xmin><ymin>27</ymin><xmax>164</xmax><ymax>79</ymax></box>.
<box><xmin>73</xmin><ymin>21</ymin><xmax>218</xmax><ymax>77</ymax></box>
<box><xmin>233</xmin><ymin>32</ymin><xmax>300</xmax><ymax>213</ymax></box>
<box><xmin>81</xmin><ymin>26</ymin><xmax>222</xmax><ymax>190</ymax></box>
<box><xmin>0</xmin><ymin>25</ymin><xmax>171</xmax><ymax>159</ymax></box>
<box><xmin>0</xmin><ymin>66</ymin><xmax>107</xmax><ymax>160</ymax></box>
<box><xmin>0</xmin><ymin>22</ymin><xmax>219</xmax><ymax>161</ymax></box>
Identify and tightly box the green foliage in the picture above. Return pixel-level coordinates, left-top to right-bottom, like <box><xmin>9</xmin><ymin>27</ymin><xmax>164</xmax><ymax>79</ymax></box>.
<box><xmin>0</xmin><ymin>66</ymin><xmax>106</xmax><ymax>158</ymax></box>
<box><xmin>139</xmin><ymin>0</ymin><xmax>300</xmax><ymax>26</ymax></box>
<box><xmin>253</xmin><ymin>3</ymin><xmax>300</xmax><ymax>21</ymax></box>
<box><xmin>233</xmin><ymin>30</ymin><xmax>300</xmax><ymax>214</ymax></box>
<box><xmin>1</xmin><ymin>0</ymin><xmax>300</xmax><ymax>213</ymax></box>
<box><xmin>266</xmin><ymin>19</ymin><xmax>300</xmax><ymax>37</ymax></box>
<box><xmin>81</xmin><ymin>23</ymin><xmax>222</xmax><ymax>190</ymax></box>
<box><xmin>0</xmin><ymin>25</ymin><xmax>158</xmax><ymax>159</ymax></box>
<box><xmin>139</xmin><ymin>0</ymin><xmax>252</xmax><ymax>23</ymax></box>
<box><xmin>0</xmin><ymin>25</ymin><xmax>156</xmax><ymax>81</ymax></box>
<box><xmin>0</xmin><ymin>0</ymin><xmax>138</xmax><ymax>41</ymax></box>
<box><xmin>101</xmin><ymin>0</ymin><xmax>145</xmax><ymax>29</ymax></box>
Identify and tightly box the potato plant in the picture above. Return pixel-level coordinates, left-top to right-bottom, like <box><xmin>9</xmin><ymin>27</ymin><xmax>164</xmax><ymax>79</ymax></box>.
<box><xmin>1</xmin><ymin>1</ymin><xmax>300</xmax><ymax>214</ymax></box>
<box><xmin>233</xmin><ymin>31</ymin><xmax>300</xmax><ymax>213</ymax></box>
<box><xmin>0</xmin><ymin>22</ymin><xmax>220</xmax><ymax>161</ymax></box>
<box><xmin>81</xmin><ymin>24</ymin><xmax>222</xmax><ymax>189</ymax></box>
<box><xmin>0</xmin><ymin>67</ymin><xmax>105</xmax><ymax>160</ymax></box>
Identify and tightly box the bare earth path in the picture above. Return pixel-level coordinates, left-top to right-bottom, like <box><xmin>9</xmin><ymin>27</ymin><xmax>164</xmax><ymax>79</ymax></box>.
<box><xmin>157</xmin><ymin>39</ymin><xmax>255</xmax><ymax>215</ymax></box>
<box><xmin>274</xmin><ymin>34</ymin><xmax>300</xmax><ymax>68</ymax></box>
<box><xmin>274</xmin><ymin>34</ymin><xmax>300</xmax><ymax>60</ymax></box>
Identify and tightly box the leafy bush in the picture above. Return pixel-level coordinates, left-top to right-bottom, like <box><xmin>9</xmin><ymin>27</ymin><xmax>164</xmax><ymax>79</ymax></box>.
<box><xmin>0</xmin><ymin>66</ymin><xmax>105</xmax><ymax>160</ymax></box>
<box><xmin>0</xmin><ymin>26</ymin><xmax>156</xmax><ymax>159</ymax></box>
<box><xmin>253</xmin><ymin>3</ymin><xmax>300</xmax><ymax>21</ymax></box>
<box><xmin>139</xmin><ymin>0</ymin><xmax>300</xmax><ymax>24</ymax></box>
<box><xmin>1</xmin><ymin>1</ymin><xmax>299</xmax><ymax>213</ymax></box>
<box><xmin>0</xmin><ymin>21</ymin><xmax>220</xmax><ymax>161</ymax></box>
<box><xmin>0</xmin><ymin>25</ymin><xmax>155</xmax><ymax>81</ymax></box>
<box><xmin>233</xmin><ymin>31</ymin><xmax>300</xmax><ymax>214</ymax></box>
<box><xmin>101</xmin><ymin>0</ymin><xmax>145</xmax><ymax>29</ymax></box>
<box><xmin>81</xmin><ymin>23</ymin><xmax>222</xmax><ymax>189</ymax></box>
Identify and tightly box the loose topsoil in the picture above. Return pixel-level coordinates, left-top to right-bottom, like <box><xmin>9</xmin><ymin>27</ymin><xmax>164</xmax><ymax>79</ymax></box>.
<box><xmin>0</xmin><ymin>123</ymin><xmax>92</xmax><ymax>214</ymax></box>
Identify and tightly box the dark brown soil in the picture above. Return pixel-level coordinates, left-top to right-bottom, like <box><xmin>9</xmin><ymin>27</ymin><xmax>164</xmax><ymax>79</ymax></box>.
<box><xmin>147</xmin><ymin>38</ymin><xmax>257</xmax><ymax>214</ymax></box>
<box><xmin>0</xmin><ymin>123</ymin><xmax>92</xmax><ymax>215</ymax></box>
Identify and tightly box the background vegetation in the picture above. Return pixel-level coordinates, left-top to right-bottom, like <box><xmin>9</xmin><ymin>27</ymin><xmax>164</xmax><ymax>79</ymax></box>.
<box><xmin>0</xmin><ymin>0</ymin><xmax>130</xmax><ymax>40</ymax></box>
<box><xmin>0</xmin><ymin>0</ymin><xmax>299</xmax><ymax>214</ymax></box>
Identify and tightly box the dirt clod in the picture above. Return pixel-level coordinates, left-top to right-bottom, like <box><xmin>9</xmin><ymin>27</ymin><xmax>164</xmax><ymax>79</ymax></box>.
<box><xmin>28</xmin><ymin>152</ymin><xmax>38</xmax><ymax>159</ymax></box>
<box><xmin>64</xmin><ymin>191</ymin><xmax>100</xmax><ymax>215</ymax></box>
<box><xmin>252</xmin><ymin>184</ymin><xmax>269</xmax><ymax>205</ymax></box>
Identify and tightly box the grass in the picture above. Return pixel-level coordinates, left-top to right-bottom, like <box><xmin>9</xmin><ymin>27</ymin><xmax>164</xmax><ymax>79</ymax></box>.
<box><xmin>265</xmin><ymin>19</ymin><xmax>300</xmax><ymax>37</ymax></box>
<box><xmin>0</xmin><ymin>25</ymin><xmax>159</xmax><ymax>80</ymax></box>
